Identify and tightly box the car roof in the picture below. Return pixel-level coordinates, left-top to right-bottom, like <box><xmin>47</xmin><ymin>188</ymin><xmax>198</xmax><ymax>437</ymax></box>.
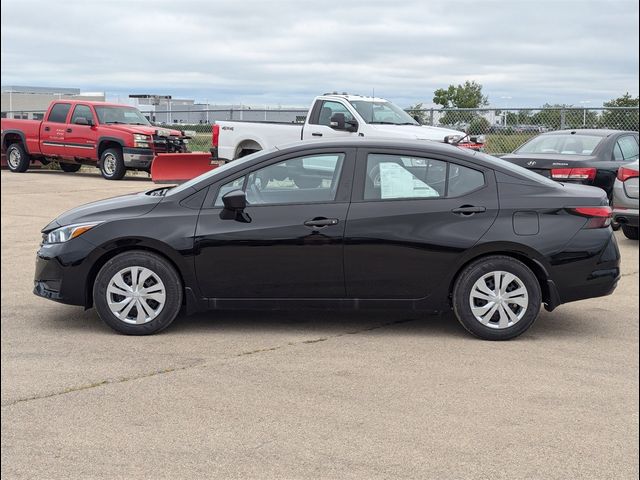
<box><xmin>52</xmin><ymin>99</ymin><xmax>136</xmax><ymax>108</ymax></box>
<box><xmin>275</xmin><ymin>137</ymin><xmax>467</xmax><ymax>155</ymax></box>
<box><xmin>540</xmin><ymin>129</ymin><xmax>632</xmax><ymax>137</ymax></box>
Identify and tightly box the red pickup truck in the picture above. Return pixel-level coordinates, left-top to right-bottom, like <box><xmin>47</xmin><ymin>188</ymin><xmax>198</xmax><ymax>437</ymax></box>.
<box><xmin>1</xmin><ymin>100</ymin><xmax>189</xmax><ymax>180</ymax></box>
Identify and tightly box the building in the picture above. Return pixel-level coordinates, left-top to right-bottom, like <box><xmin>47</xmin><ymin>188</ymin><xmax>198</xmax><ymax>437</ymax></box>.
<box><xmin>1</xmin><ymin>86</ymin><xmax>105</xmax><ymax>119</ymax></box>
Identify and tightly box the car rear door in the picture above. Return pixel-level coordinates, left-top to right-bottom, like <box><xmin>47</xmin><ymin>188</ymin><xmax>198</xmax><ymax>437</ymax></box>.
<box><xmin>194</xmin><ymin>147</ymin><xmax>356</xmax><ymax>298</ymax></box>
<box><xmin>344</xmin><ymin>147</ymin><xmax>499</xmax><ymax>299</ymax></box>
<box><xmin>40</xmin><ymin>103</ymin><xmax>72</xmax><ymax>157</ymax></box>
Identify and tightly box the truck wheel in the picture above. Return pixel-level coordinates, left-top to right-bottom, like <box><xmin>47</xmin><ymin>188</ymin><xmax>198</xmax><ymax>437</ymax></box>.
<box><xmin>6</xmin><ymin>143</ymin><xmax>30</xmax><ymax>172</ymax></box>
<box><xmin>621</xmin><ymin>225</ymin><xmax>639</xmax><ymax>240</ymax></box>
<box><xmin>60</xmin><ymin>163</ymin><xmax>82</xmax><ymax>173</ymax></box>
<box><xmin>100</xmin><ymin>148</ymin><xmax>126</xmax><ymax>180</ymax></box>
<box><xmin>93</xmin><ymin>250</ymin><xmax>183</xmax><ymax>335</ymax></box>
<box><xmin>452</xmin><ymin>255</ymin><xmax>541</xmax><ymax>340</ymax></box>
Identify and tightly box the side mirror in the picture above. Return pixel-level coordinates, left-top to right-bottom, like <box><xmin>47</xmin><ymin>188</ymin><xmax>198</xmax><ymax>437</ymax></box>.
<box><xmin>222</xmin><ymin>189</ymin><xmax>247</xmax><ymax>211</ymax></box>
<box><xmin>74</xmin><ymin>117</ymin><xmax>91</xmax><ymax>126</ymax></box>
<box><xmin>329</xmin><ymin>113</ymin><xmax>346</xmax><ymax>130</ymax></box>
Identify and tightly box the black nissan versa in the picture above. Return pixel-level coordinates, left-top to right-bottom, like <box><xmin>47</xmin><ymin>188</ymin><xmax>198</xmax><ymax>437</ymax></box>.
<box><xmin>34</xmin><ymin>139</ymin><xmax>620</xmax><ymax>340</ymax></box>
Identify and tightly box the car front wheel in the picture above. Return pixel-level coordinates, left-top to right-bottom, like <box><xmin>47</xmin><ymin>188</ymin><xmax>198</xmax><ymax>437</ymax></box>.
<box><xmin>99</xmin><ymin>148</ymin><xmax>126</xmax><ymax>180</ymax></box>
<box><xmin>452</xmin><ymin>255</ymin><xmax>541</xmax><ymax>340</ymax></box>
<box><xmin>93</xmin><ymin>251</ymin><xmax>183</xmax><ymax>335</ymax></box>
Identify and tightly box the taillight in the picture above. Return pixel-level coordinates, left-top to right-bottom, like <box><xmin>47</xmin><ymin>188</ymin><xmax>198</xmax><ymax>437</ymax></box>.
<box><xmin>566</xmin><ymin>206</ymin><xmax>612</xmax><ymax>228</ymax></box>
<box><xmin>551</xmin><ymin>167</ymin><xmax>597</xmax><ymax>181</ymax></box>
<box><xmin>212</xmin><ymin>124</ymin><xmax>220</xmax><ymax>147</ymax></box>
<box><xmin>617</xmin><ymin>166</ymin><xmax>638</xmax><ymax>182</ymax></box>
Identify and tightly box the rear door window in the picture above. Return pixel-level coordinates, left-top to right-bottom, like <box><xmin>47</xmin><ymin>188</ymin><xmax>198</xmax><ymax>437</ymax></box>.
<box><xmin>364</xmin><ymin>154</ymin><xmax>484</xmax><ymax>200</ymax></box>
<box><xmin>47</xmin><ymin>103</ymin><xmax>72</xmax><ymax>123</ymax></box>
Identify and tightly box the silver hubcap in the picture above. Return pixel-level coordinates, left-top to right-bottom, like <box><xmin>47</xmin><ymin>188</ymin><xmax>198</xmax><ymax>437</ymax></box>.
<box><xmin>106</xmin><ymin>266</ymin><xmax>166</xmax><ymax>324</ymax></box>
<box><xmin>103</xmin><ymin>154</ymin><xmax>117</xmax><ymax>176</ymax></box>
<box><xmin>469</xmin><ymin>271</ymin><xmax>529</xmax><ymax>329</ymax></box>
<box><xmin>8</xmin><ymin>148</ymin><xmax>21</xmax><ymax>168</ymax></box>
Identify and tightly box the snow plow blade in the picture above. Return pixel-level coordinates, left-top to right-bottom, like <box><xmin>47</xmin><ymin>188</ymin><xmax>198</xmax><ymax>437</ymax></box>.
<box><xmin>150</xmin><ymin>153</ymin><xmax>225</xmax><ymax>184</ymax></box>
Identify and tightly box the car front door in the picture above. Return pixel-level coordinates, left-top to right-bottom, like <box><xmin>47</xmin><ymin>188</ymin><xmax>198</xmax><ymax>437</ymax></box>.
<box><xmin>194</xmin><ymin>148</ymin><xmax>356</xmax><ymax>298</ymax></box>
<box><xmin>40</xmin><ymin>103</ymin><xmax>72</xmax><ymax>157</ymax></box>
<box><xmin>302</xmin><ymin>100</ymin><xmax>359</xmax><ymax>140</ymax></box>
<box><xmin>344</xmin><ymin>148</ymin><xmax>499</xmax><ymax>299</ymax></box>
<box><xmin>64</xmin><ymin>104</ymin><xmax>99</xmax><ymax>160</ymax></box>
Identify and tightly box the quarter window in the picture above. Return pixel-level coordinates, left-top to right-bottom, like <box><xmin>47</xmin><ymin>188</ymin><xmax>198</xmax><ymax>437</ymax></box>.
<box><xmin>616</xmin><ymin>136</ymin><xmax>639</xmax><ymax>161</ymax></box>
<box><xmin>364</xmin><ymin>154</ymin><xmax>484</xmax><ymax>200</ymax></box>
<box><xmin>47</xmin><ymin>103</ymin><xmax>71</xmax><ymax>123</ymax></box>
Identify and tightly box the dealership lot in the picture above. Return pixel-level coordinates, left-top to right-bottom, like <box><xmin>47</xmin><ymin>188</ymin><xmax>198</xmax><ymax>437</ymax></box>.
<box><xmin>1</xmin><ymin>170</ymin><xmax>638</xmax><ymax>479</ymax></box>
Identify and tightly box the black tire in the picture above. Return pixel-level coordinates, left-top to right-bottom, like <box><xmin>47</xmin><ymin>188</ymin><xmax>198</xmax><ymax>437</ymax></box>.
<box><xmin>99</xmin><ymin>147</ymin><xmax>126</xmax><ymax>180</ymax></box>
<box><xmin>6</xmin><ymin>143</ymin><xmax>30</xmax><ymax>172</ymax></box>
<box><xmin>60</xmin><ymin>163</ymin><xmax>82</xmax><ymax>173</ymax></box>
<box><xmin>452</xmin><ymin>255</ymin><xmax>542</xmax><ymax>340</ymax></box>
<box><xmin>93</xmin><ymin>251</ymin><xmax>183</xmax><ymax>335</ymax></box>
<box><xmin>622</xmin><ymin>225</ymin><xmax>639</xmax><ymax>240</ymax></box>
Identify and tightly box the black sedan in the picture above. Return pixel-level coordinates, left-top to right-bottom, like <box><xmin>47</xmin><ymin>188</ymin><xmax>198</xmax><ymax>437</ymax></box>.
<box><xmin>34</xmin><ymin>139</ymin><xmax>620</xmax><ymax>340</ymax></box>
<box><xmin>502</xmin><ymin>129</ymin><xmax>639</xmax><ymax>197</ymax></box>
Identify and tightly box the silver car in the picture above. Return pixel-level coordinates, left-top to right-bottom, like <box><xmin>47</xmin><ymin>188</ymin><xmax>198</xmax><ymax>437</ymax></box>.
<box><xmin>613</xmin><ymin>159</ymin><xmax>639</xmax><ymax>240</ymax></box>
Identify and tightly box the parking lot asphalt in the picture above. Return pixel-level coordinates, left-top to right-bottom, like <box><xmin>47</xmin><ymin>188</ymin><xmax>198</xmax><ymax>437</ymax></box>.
<box><xmin>1</xmin><ymin>169</ymin><xmax>638</xmax><ymax>480</ymax></box>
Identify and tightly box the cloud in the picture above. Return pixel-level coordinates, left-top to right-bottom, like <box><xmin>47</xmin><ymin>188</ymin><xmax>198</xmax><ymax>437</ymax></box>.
<box><xmin>1</xmin><ymin>0</ymin><xmax>638</xmax><ymax>107</ymax></box>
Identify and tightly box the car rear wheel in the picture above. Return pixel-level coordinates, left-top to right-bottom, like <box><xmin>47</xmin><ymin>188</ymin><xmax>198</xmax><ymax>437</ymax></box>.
<box><xmin>453</xmin><ymin>255</ymin><xmax>541</xmax><ymax>340</ymax></box>
<box><xmin>6</xmin><ymin>143</ymin><xmax>30</xmax><ymax>172</ymax></box>
<box><xmin>60</xmin><ymin>163</ymin><xmax>82</xmax><ymax>173</ymax></box>
<box><xmin>621</xmin><ymin>225</ymin><xmax>639</xmax><ymax>240</ymax></box>
<box><xmin>93</xmin><ymin>251</ymin><xmax>183</xmax><ymax>335</ymax></box>
<box><xmin>100</xmin><ymin>148</ymin><xmax>126</xmax><ymax>180</ymax></box>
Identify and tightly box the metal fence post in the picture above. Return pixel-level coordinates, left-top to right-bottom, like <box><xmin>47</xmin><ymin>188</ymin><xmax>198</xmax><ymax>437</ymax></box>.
<box><xmin>560</xmin><ymin>108</ymin><xmax>566</xmax><ymax>130</ymax></box>
<box><xmin>429</xmin><ymin>109</ymin><xmax>434</xmax><ymax>126</ymax></box>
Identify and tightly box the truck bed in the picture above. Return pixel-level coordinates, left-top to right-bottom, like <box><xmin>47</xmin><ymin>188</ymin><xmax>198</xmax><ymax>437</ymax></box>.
<box><xmin>216</xmin><ymin>121</ymin><xmax>303</xmax><ymax>161</ymax></box>
<box><xmin>1</xmin><ymin>118</ymin><xmax>43</xmax><ymax>155</ymax></box>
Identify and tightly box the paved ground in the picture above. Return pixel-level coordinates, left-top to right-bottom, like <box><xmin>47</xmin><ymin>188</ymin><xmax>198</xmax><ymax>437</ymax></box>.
<box><xmin>1</xmin><ymin>169</ymin><xmax>638</xmax><ymax>480</ymax></box>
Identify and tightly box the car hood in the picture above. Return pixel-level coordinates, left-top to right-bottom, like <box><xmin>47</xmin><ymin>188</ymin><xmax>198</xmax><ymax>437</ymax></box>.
<box><xmin>42</xmin><ymin>190</ymin><xmax>164</xmax><ymax>232</ymax></box>
<box><xmin>102</xmin><ymin>124</ymin><xmax>182</xmax><ymax>136</ymax></box>
<box><xmin>367</xmin><ymin>124</ymin><xmax>464</xmax><ymax>142</ymax></box>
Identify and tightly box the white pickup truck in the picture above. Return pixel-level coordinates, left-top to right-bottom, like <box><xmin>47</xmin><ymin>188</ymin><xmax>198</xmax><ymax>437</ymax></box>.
<box><xmin>211</xmin><ymin>93</ymin><xmax>485</xmax><ymax>161</ymax></box>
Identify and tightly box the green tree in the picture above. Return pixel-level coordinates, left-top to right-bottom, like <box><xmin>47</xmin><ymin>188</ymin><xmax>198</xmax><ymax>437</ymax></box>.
<box><xmin>433</xmin><ymin>81</ymin><xmax>488</xmax><ymax>126</ymax></box>
<box><xmin>600</xmin><ymin>93</ymin><xmax>639</xmax><ymax>131</ymax></box>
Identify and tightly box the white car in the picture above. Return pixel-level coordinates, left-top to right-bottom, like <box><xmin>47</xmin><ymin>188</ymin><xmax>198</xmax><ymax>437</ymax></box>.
<box><xmin>212</xmin><ymin>93</ymin><xmax>485</xmax><ymax>161</ymax></box>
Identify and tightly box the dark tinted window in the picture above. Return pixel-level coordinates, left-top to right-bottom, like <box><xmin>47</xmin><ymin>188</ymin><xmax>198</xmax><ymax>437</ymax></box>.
<box><xmin>47</xmin><ymin>103</ymin><xmax>71</xmax><ymax>123</ymax></box>
<box><xmin>70</xmin><ymin>105</ymin><xmax>93</xmax><ymax>124</ymax></box>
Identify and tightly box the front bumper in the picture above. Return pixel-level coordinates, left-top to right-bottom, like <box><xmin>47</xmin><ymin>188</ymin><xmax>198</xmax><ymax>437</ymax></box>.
<box><xmin>123</xmin><ymin>147</ymin><xmax>154</xmax><ymax>169</ymax></box>
<box><xmin>33</xmin><ymin>237</ymin><xmax>96</xmax><ymax>307</ymax></box>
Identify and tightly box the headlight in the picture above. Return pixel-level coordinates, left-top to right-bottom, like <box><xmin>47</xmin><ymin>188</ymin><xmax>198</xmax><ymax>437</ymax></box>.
<box><xmin>43</xmin><ymin>222</ymin><xmax>102</xmax><ymax>245</ymax></box>
<box><xmin>133</xmin><ymin>134</ymin><xmax>151</xmax><ymax>148</ymax></box>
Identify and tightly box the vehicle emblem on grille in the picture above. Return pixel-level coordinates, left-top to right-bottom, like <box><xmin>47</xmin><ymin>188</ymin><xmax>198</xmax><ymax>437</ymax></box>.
<box><xmin>526</xmin><ymin>160</ymin><xmax>537</xmax><ymax>166</ymax></box>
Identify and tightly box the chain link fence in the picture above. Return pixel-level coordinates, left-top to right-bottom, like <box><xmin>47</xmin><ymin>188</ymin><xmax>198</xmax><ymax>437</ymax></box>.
<box><xmin>3</xmin><ymin>107</ymin><xmax>638</xmax><ymax>156</ymax></box>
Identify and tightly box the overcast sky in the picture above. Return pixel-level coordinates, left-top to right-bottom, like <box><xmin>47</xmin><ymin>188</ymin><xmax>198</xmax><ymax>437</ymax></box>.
<box><xmin>1</xmin><ymin>0</ymin><xmax>638</xmax><ymax>107</ymax></box>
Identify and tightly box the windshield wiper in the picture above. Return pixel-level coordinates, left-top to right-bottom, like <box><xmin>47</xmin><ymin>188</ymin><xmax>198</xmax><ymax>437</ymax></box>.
<box><xmin>104</xmin><ymin>121</ymin><xmax>126</xmax><ymax>124</ymax></box>
<box><xmin>369</xmin><ymin>121</ymin><xmax>400</xmax><ymax>125</ymax></box>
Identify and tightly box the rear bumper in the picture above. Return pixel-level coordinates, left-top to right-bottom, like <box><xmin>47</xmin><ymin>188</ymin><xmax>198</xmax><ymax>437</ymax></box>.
<box><xmin>123</xmin><ymin>147</ymin><xmax>154</xmax><ymax>169</ymax></box>
<box><xmin>549</xmin><ymin>230</ymin><xmax>620</xmax><ymax>306</ymax></box>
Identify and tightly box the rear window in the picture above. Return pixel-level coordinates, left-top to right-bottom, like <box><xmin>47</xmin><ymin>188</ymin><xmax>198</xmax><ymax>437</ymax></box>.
<box><xmin>47</xmin><ymin>103</ymin><xmax>71</xmax><ymax>123</ymax></box>
<box><xmin>516</xmin><ymin>134</ymin><xmax>603</xmax><ymax>155</ymax></box>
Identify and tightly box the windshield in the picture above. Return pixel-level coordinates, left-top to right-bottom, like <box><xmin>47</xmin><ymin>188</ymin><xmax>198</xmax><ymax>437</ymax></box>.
<box><xmin>516</xmin><ymin>134</ymin><xmax>603</xmax><ymax>155</ymax></box>
<box><xmin>349</xmin><ymin>100</ymin><xmax>418</xmax><ymax>126</ymax></box>
<box><xmin>166</xmin><ymin>148</ymin><xmax>276</xmax><ymax>196</ymax></box>
<box><xmin>95</xmin><ymin>106</ymin><xmax>151</xmax><ymax>125</ymax></box>
<box><xmin>471</xmin><ymin>150</ymin><xmax>560</xmax><ymax>187</ymax></box>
